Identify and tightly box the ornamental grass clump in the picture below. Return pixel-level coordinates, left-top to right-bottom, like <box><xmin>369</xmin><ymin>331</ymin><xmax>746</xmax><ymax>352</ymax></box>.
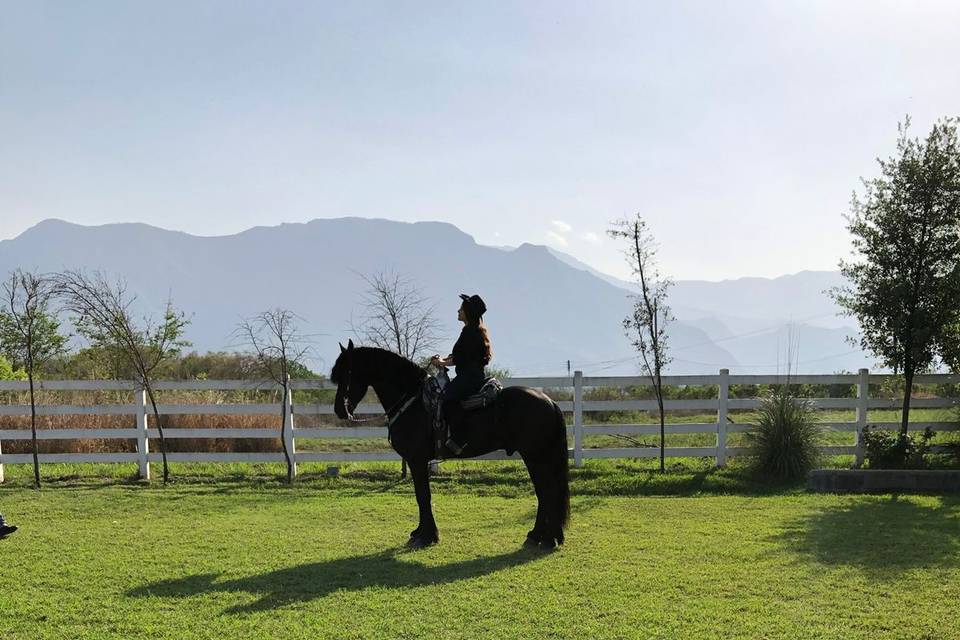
<box><xmin>746</xmin><ymin>388</ymin><xmax>823</xmax><ymax>480</ymax></box>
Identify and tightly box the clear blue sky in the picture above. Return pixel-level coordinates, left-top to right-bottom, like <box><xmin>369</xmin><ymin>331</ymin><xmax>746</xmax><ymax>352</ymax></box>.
<box><xmin>2</xmin><ymin>1</ymin><xmax>958</xmax><ymax>280</ymax></box>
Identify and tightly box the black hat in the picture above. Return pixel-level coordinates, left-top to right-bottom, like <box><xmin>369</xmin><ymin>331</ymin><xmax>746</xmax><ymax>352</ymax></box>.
<box><xmin>459</xmin><ymin>293</ymin><xmax>487</xmax><ymax>319</ymax></box>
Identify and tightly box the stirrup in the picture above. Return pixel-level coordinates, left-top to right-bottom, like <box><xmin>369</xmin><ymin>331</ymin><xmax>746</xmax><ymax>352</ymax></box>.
<box><xmin>445</xmin><ymin>438</ymin><xmax>466</xmax><ymax>455</ymax></box>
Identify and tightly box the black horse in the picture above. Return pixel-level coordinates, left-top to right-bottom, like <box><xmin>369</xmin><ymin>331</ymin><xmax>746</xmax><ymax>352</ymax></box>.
<box><xmin>331</xmin><ymin>340</ymin><xmax>570</xmax><ymax>549</ymax></box>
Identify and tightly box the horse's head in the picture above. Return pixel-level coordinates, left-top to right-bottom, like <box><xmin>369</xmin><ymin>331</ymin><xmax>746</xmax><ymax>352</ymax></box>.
<box><xmin>330</xmin><ymin>339</ymin><xmax>369</xmax><ymax>420</ymax></box>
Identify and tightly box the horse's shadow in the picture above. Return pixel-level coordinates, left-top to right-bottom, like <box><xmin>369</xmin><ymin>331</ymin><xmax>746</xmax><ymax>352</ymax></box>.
<box><xmin>127</xmin><ymin>546</ymin><xmax>546</xmax><ymax>614</ymax></box>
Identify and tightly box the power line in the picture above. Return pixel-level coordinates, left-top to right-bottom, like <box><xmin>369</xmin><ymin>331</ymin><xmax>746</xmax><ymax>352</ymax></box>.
<box><xmin>670</xmin><ymin>311</ymin><xmax>844</xmax><ymax>353</ymax></box>
<box><xmin>565</xmin><ymin>312</ymin><xmax>847</xmax><ymax>370</ymax></box>
<box><xmin>670</xmin><ymin>348</ymin><xmax>863</xmax><ymax>369</ymax></box>
<box><xmin>509</xmin><ymin>312</ymin><xmax>857</xmax><ymax>375</ymax></box>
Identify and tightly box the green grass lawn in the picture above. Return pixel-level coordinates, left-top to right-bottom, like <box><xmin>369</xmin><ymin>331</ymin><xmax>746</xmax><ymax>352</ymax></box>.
<box><xmin>1</xmin><ymin>462</ymin><xmax>959</xmax><ymax>639</ymax></box>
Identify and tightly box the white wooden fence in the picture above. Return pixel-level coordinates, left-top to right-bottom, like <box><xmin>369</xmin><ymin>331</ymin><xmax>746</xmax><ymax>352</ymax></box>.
<box><xmin>1</xmin><ymin>369</ymin><xmax>958</xmax><ymax>481</ymax></box>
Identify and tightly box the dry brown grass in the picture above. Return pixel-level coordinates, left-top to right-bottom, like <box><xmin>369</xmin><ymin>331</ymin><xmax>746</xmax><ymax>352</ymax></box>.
<box><xmin>0</xmin><ymin>387</ymin><xmax>368</xmax><ymax>455</ymax></box>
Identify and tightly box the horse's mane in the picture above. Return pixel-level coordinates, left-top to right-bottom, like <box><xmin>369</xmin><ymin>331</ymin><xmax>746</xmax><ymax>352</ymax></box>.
<box><xmin>330</xmin><ymin>346</ymin><xmax>428</xmax><ymax>385</ymax></box>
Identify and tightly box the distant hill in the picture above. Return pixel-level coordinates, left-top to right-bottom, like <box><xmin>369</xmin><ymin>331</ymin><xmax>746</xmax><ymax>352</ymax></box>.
<box><xmin>0</xmin><ymin>218</ymin><xmax>874</xmax><ymax>375</ymax></box>
<box><xmin>545</xmin><ymin>246</ymin><xmax>865</xmax><ymax>373</ymax></box>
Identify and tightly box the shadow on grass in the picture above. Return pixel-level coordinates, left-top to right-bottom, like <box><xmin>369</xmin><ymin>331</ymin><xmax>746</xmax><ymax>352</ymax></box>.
<box><xmin>773</xmin><ymin>495</ymin><xmax>960</xmax><ymax>576</ymax></box>
<box><xmin>311</xmin><ymin>460</ymin><xmax>803</xmax><ymax>498</ymax></box>
<box><xmin>127</xmin><ymin>546</ymin><xmax>548</xmax><ymax>614</ymax></box>
<box><xmin>566</xmin><ymin>462</ymin><xmax>804</xmax><ymax>497</ymax></box>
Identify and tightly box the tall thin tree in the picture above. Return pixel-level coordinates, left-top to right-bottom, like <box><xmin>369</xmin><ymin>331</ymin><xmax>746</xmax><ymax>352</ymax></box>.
<box><xmin>0</xmin><ymin>270</ymin><xmax>68</xmax><ymax>488</ymax></box>
<box><xmin>237</xmin><ymin>309</ymin><xmax>310</xmax><ymax>483</ymax></box>
<box><xmin>54</xmin><ymin>270</ymin><xmax>189</xmax><ymax>483</ymax></box>
<box><xmin>609</xmin><ymin>215</ymin><xmax>673</xmax><ymax>472</ymax></box>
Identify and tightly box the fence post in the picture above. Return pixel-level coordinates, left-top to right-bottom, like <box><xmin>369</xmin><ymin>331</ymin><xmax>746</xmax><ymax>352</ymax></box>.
<box><xmin>0</xmin><ymin>433</ymin><xmax>4</xmax><ymax>484</ymax></box>
<box><xmin>855</xmin><ymin>368</ymin><xmax>869</xmax><ymax>468</ymax></box>
<box><xmin>136</xmin><ymin>386</ymin><xmax>150</xmax><ymax>480</ymax></box>
<box><xmin>716</xmin><ymin>368</ymin><xmax>729</xmax><ymax>467</ymax></box>
<box><xmin>573</xmin><ymin>370</ymin><xmax>583</xmax><ymax>468</ymax></box>
<box><xmin>285</xmin><ymin>384</ymin><xmax>298</xmax><ymax>480</ymax></box>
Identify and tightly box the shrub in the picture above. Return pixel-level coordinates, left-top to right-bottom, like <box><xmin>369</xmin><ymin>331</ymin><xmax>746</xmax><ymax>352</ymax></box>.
<box><xmin>861</xmin><ymin>425</ymin><xmax>935</xmax><ymax>469</ymax></box>
<box><xmin>940</xmin><ymin>442</ymin><xmax>960</xmax><ymax>467</ymax></box>
<box><xmin>746</xmin><ymin>389</ymin><xmax>823</xmax><ymax>480</ymax></box>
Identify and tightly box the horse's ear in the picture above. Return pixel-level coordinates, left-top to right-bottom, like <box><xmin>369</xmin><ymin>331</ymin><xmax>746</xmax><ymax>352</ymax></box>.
<box><xmin>339</xmin><ymin>342</ymin><xmax>346</xmax><ymax>353</ymax></box>
<box><xmin>347</xmin><ymin>339</ymin><xmax>354</xmax><ymax>351</ymax></box>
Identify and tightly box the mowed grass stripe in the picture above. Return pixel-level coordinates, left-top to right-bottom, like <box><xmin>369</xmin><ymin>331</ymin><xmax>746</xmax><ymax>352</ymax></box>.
<box><xmin>1</xmin><ymin>482</ymin><xmax>959</xmax><ymax>639</ymax></box>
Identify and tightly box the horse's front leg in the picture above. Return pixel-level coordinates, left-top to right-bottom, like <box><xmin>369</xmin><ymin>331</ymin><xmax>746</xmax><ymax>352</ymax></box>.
<box><xmin>407</xmin><ymin>458</ymin><xmax>440</xmax><ymax>548</ymax></box>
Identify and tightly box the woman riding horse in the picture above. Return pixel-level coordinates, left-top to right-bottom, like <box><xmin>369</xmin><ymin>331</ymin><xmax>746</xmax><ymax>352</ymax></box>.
<box><xmin>430</xmin><ymin>293</ymin><xmax>491</xmax><ymax>454</ymax></box>
<box><xmin>331</xmin><ymin>339</ymin><xmax>570</xmax><ymax>549</ymax></box>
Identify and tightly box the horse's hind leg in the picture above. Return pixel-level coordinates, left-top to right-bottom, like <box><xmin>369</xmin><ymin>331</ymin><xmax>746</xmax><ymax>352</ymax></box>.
<box><xmin>537</xmin><ymin>476</ymin><xmax>561</xmax><ymax>549</ymax></box>
<box><xmin>522</xmin><ymin>456</ymin><xmax>550</xmax><ymax>546</ymax></box>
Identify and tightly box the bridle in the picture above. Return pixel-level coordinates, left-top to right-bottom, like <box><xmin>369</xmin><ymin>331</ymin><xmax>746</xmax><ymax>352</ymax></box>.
<box><xmin>340</xmin><ymin>367</ymin><xmax>420</xmax><ymax>434</ymax></box>
<box><xmin>341</xmin><ymin>373</ymin><xmax>379</xmax><ymax>424</ymax></box>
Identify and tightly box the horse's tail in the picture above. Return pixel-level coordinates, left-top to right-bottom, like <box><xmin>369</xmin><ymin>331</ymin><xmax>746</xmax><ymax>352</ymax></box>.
<box><xmin>553</xmin><ymin>401</ymin><xmax>571</xmax><ymax>529</ymax></box>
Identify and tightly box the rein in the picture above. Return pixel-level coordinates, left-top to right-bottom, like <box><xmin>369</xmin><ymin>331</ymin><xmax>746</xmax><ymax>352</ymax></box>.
<box><xmin>385</xmin><ymin>394</ymin><xmax>419</xmax><ymax>444</ymax></box>
<box><xmin>338</xmin><ymin>350</ymin><xmax>429</xmax><ymax>438</ymax></box>
<box><xmin>343</xmin><ymin>383</ymin><xmax>420</xmax><ymax>429</ymax></box>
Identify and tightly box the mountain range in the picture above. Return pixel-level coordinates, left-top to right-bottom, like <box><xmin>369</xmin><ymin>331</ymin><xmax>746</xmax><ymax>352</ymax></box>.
<box><xmin>0</xmin><ymin>218</ymin><xmax>874</xmax><ymax>375</ymax></box>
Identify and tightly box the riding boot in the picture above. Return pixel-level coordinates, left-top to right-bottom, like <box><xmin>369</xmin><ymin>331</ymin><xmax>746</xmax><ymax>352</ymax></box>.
<box><xmin>443</xmin><ymin>400</ymin><xmax>466</xmax><ymax>454</ymax></box>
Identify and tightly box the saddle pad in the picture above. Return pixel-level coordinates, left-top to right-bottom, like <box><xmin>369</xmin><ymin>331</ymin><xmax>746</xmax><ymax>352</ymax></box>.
<box><xmin>461</xmin><ymin>377</ymin><xmax>503</xmax><ymax>410</ymax></box>
<box><xmin>421</xmin><ymin>374</ymin><xmax>503</xmax><ymax>455</ymax></box>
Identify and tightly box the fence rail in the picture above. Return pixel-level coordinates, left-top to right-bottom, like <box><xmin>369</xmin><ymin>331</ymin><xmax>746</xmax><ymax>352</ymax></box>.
<box><xmin>1</xmin><ymin>368</ymin><xmax>958</xmax><ymax>481</ymax></box>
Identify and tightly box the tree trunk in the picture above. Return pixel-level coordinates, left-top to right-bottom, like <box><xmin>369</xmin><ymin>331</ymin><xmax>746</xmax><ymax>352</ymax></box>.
<box><xmin>900</xmin><ymin>367</ymin><xmax>915</xmax><ymax>443</ymax></box>
<box><xmin>655</xmin><ymin>370</ymin><xmax>665</xmax><ymax>474</ymax></box>
<box><xmin>28</xmin><ymin>373</ymin><xmax>40</xmax><ymax>489</ymax></box>
<box><xmin>146</xmin><ymin>387</ymin><xmax>170</xmax><ymax>483</ymax></box>
<box><xmin>279</xmin><ymin>383</ymin><xmax>293</xmax><ymax>483</ymax></box>
<box><xmin>658</xmin><ymin>394</ymin><xmax>665</xmax><ymax>474</ymax></box>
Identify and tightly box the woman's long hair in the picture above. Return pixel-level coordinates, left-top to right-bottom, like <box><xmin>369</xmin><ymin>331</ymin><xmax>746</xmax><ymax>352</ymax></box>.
<box><xmin>463</xmin><ymin>306</ymin><xmax>493</xmax><ymax>365</ymax></box>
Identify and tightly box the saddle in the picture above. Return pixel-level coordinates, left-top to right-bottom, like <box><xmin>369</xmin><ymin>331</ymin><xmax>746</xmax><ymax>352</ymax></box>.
<box><xmin>422</xmin><ymin>370</ymin><xmax>503</xmax><ymax>456</ymax></box>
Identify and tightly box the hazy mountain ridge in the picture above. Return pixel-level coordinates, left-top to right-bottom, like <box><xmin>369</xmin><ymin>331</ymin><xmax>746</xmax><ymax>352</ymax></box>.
<box><xmin>0</xmin><ymin>218</ymin><xmax>872</xmax><ymax>375</ymax></box>
<box><xmin>545</xmin><ymin>245</ymin><xmax>866</xmax><ymax>373</ymax></box>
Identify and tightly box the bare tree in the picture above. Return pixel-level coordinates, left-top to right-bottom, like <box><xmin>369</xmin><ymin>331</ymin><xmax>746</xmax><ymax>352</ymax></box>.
<box><xmin>351</xmin><ymin>270</ymin><xmax>440</xmax><ymax>478</ymax></box>
<box><xmin>351</xmin><ymin>271</ymin><xmax>441</xmax><ymax>363</ymax></box>
<box><xmin>236</xmin><ymin>309</ymin><xmax>309</xmax><ymax>483</ymax></box>
<box><xmin>609</xmin><ymin>215</ymin><xmax>673</xmax><ymax>473</ymax></box>
<box><xmin>0</xmin><ymin>270</ymin><xmax>68</xmax><ymax>488</ymax></box>
<box><xmin>54</xmin><ymin>270</ymin><xmax>189</xmax><ymax>483</ymax></box>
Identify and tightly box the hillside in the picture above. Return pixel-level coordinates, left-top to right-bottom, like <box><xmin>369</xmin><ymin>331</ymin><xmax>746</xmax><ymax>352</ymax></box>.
<box><xmin>0</xmin><ymin>218</ymin><xmax>871</xmax><ymax>374</ymax></box>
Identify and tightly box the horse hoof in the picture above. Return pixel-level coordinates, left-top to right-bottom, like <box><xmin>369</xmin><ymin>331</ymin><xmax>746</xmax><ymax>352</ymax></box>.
<box><xmin>407</xmin><ymin>536</ymin><xmax>438</xmax><ymax>549</ymax></box>
<box><xmin>539</xmin><ymin>538</ymin><xmax>558</xmax><ymax>551</ymax></box>
<box><xmin>524</xmin><ymin>533</ymin><xmax>541</xmax><ymax>548</ymax></box>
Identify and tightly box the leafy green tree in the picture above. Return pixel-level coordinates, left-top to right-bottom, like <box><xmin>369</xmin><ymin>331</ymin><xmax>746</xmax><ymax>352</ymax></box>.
<box><xmin>44</xmin><ymin>344</ymin><xmax>134</xmax><ymax>380</ymax></box>
<box><xmin>1</xmin><ymin>269</ymin><xmax>69</xmax><ymax>488</ymax></box>
<box><xmin>609</xmin><ymin>214</ymin><xmax>673</xmax><ymax>472</ymax></box>
<box><xmin>831</xmin><ymin>117</ymin><xmax>960</xmax><ymax>443</ymax></box>
<box><xmin>54</xmin><ymin>270</ymin><xmax>190</xmax><ymax>483</ymax></box>
<box><xmin>0</xmin><ymin>354</ymin><xmax>27</xmax><ymax>381</ymax></box>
